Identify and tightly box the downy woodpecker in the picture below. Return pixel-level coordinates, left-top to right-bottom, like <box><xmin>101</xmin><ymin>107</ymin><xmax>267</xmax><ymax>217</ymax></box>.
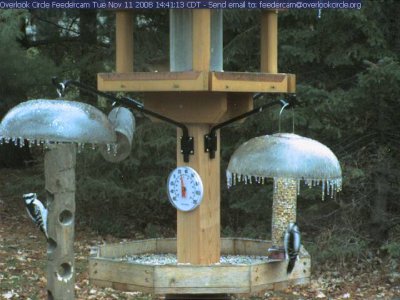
<box><xmin>23</xmin><ymin>193</ymin><xmax>48</xmax><ymax>239</ymax></box>
<box><xmin>284</xmin><ymin>222</ymin><xmax>301</xmax><ymax>274</ymax></box>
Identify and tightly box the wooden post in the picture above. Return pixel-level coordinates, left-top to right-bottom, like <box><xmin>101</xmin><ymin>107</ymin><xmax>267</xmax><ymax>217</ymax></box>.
<box><xmin>192</xmin><ymin>10</ymin><xmax>211</xmax><ymax>71</ymax></box>
<box><xmin>175</xmin><ymin>10</ymin><xmax>221</xmax><ymax>265</ymax></box>
<box><xmin>45</xmin><ymin>144</ymin><xmax>76</xmax><ymax>300</ymax></box>
<box><xmin>271</xmin><ymin>179</ymin><xmax>297</xmax><ymax>247</ymax></box>
<box><xmin>177</xmin><ymin>125</ymin><xmax>220</xmax><ymax>264</ymax></box>
<box><xmin>260</xmin><ymin>10</ymin><xmax>278</xmax><ymax>73</ymax></box>
<box><xmin>116</xmin><ymin>11</ymin><xmax>134</xmax><ymax>73</ymax></box>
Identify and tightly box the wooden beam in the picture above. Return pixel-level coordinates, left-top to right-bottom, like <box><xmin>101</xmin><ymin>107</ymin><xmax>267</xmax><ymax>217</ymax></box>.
<box><xmin>218</xmin><ymin>93</ymin><xmax>254</xmax><ymax>123</ymax></box>
<box><xmin>97</xmin><ymin>71</ymin><xmax>208</xmax><ymax>92</ymax></box>
<box><xmin>260</xmin><ymin>10</ymin><xmax>278</xmax><ymax>73</ymax></box>
<box><xmin>210</xmin><ymin>72</ymin><xmax>291</xmax><ymax>93</ymax></box>
<box><xmin>97</xmin><ymin>71</ymin><xmax>295</xmax><ymax>93</ymax></box>
<box><xmin>287</xmin><ymin>73</ymin><xmax>296</xmax><ymax>93</ymax></box>
<box><xmin>45</xmin><ymin>144</ymin><xmax>76</xmax><ymax>300</ymax></box>
<box><xmin>144</xmin><ymin>92</ymin><xmax>227</xmax><ymax>124</ymax></box>
<box><xmin>116</xmin><ymin>11</ymin><xmax>134</xmax><ymax>73</ymax></box>
<box><xmin>192</xmin><ymin>10</ymin><xmax>211</xmax><ymax>71</ymax></box>
<box><xmin>177</xmin><ymin>125</ymin><xmax>221</xmax><ymax>264</ymax></box>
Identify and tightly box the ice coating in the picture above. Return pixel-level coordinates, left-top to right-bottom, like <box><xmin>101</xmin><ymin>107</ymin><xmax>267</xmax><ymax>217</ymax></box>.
<box><xmin>226</xmin><ymin>133</ymin><xmax>342</xmax><ymax>197</ymax></box>
<box><xmin>0</xmin><ymin>100</ymin><xmax>117</xmax><ymax>145</ymax></box>
<box><xmin>100</xmin><ymin>106</ymin><xmax>135</xmax><ymax>163</ymax></box>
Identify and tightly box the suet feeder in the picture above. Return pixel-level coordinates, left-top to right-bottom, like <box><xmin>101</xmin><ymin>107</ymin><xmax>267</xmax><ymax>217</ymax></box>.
<box><xmin>0</xmin><ymin>100</ymin><xmax>134</xmax><ymax>300</ymax></box>
<box><xmin>227</xmin><ymin>133</ymin><xmax>342</xmax><ymax>247</ymax></box>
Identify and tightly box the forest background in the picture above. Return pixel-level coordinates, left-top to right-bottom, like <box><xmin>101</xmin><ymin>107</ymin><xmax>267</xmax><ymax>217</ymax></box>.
<box><xmin>0</xmin><ymin>1</ymin><xmax>399</xmax><ymax>275</ymax></box>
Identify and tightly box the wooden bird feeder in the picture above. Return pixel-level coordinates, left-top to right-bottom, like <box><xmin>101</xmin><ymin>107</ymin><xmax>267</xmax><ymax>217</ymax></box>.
<box><xmin>89</xmin><ymin>9</ymin><xmax>307</xmax><ymax>297</ymax></box>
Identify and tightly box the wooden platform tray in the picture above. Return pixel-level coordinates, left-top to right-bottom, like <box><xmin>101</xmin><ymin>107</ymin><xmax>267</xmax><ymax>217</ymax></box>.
<box><xmin>89</xmin><ymin>238</ymin><xmax>310</xmax><ymax>295</ymax></box>
<box><xmin>97</xmin><ymin>71</ymin><xmax>295</xmax><ymax>93</ymax></box>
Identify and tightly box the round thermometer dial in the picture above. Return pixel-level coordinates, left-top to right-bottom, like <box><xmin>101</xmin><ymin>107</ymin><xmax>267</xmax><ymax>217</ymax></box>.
<box><xmin>167</xmin><ymin>166</ymin><xmax>204</xmax><ymax>212</ymax></box>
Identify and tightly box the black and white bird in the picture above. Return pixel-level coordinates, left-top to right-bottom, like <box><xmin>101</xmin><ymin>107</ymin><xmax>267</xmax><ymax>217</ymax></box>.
<box><xmin>284</xmin><ymin>222</ymin><xmax>301</xmax><ymax>274</ymax></box>
<box><xmin>23</xmin><ymin>193</ymin><xmax>48</xmax><ymax>239</ymax></box>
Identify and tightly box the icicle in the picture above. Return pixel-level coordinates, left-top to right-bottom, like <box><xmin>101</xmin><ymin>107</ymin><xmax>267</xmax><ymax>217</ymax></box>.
<box><xmin>330</xmin><ymin>183</ymin><xmax>335</xmax><ymax>199</ymax></box>
<box><xmin>106</xmin><ymin>143</ymin><xmax>111</xmax><ymax>154</ymax></box>
<box><xmin>91</xmin><ymin>143</ymin><xmax>96</xmax><ymax>150</ymax></box>
<box><xmin>226</xmin><ymin>170</ymin><xmax>232</xmax><ymax>188</ymax></box>
<box><xmin>233</xmin><ymin>173</ymin><xmax>236</xmax><ymax>186</ymax></box>
<box><xmin>321</xmin><ymin>181</ymin><xmax>325</xmax><ymax>201</ymax></box>
<box><xmin>77</xmin><ymin>142</ymin><xmax>82</xmax><ymax>153</ymax></box>
<box><xmin>249</xmin><ymin>176</ymin><xmax>252</xmax><ymax>184</ymax></box>
<box><xmin>244</xmin><ymin>175</ymin><xmax>248</xmax><ymax>184</ymax></box>
<box><xmin>297</xmin><ymin>179</ymin><xmax>301</xmax><ymax>195</ymax></box>
<box><xmin>273</xmin><ymin>178</ymin><xmax>278</xmax><ymax>193</ymax></box>
<box><xmin>325</xmin><ymin>180</ymin><xmax>329</xmax><ymax>196</ymax></box>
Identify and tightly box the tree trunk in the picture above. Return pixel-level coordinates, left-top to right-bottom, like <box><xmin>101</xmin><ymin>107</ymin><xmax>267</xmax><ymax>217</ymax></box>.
<box><xmin>79</xmin><ymin>10</ymin><xmax>97</xmax><ymax>105</ymax></box>
<box><xmin>371</xmin><ymin>94</ymin><xmax>389</xmax><ymax>241</ymax></box>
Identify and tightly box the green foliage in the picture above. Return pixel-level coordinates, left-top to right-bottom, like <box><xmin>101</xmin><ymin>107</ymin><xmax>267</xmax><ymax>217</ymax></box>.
<box><xmin>0</xmin><ymin>10</ymin><xmax>57</xmax><ymax>113</ymax></box>
<box><xmin>381</xmin><ymin>242</ymin><xmax>400</xmax><ymax>259</ymax></box>
<box><xmin>74</xmin><ymin>119</ymin><xmax>176</xmax><ymax>237</ymax></box>
<box><xmin>308</xmin><ymin>228</ymin><xmax>369</xmax><ymax>266</ymax></box>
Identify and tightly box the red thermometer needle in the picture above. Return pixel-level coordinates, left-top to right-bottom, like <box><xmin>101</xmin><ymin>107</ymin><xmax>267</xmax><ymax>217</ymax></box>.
<box><xmin>180</xmin><ymin>176</ymin><xmax>187</xmax><ymax>198</ymax></box>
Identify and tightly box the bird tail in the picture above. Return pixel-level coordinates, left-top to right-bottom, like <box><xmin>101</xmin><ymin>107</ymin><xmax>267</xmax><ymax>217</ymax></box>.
<box><xmin>287</xmin><ymin>258</ymin><xmax>296</xmax><ymax>274</ymax></box>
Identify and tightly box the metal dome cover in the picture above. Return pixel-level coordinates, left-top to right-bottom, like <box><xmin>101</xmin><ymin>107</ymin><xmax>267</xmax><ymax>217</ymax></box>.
<box><xmin>1</xmin><ymin>99</ymin><xmax>117</xmax><ymax>145</ymax></box>
<box><xmin>227</xmin><ymin>133</ymin><xmax>342</xmax><ymax>195</ymax></box>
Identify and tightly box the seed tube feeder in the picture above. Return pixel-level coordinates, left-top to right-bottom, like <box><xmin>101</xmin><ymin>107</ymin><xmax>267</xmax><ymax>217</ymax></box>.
<box><xmin>0</xmin><ymin>100</ymin><xmax>135</xmax><ymax>300</ymax></box>
<box><xmin>227</xmin><ymin>133</ymin><xmax>342</xmax><ymax>246</ymax></box>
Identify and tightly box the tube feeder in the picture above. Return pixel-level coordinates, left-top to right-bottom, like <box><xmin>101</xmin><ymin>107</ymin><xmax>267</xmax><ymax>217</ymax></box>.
<box><xmin>227</xmin><ymin>133</ymin><xmax>342</xmax><ymax>247</ymax></box>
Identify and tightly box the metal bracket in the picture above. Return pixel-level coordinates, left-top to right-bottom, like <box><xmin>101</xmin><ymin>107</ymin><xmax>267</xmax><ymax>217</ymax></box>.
<box><xmin>180</xmin><ymin>135</ymin><xmax>194</xmax><ymax>162</ymax></box>
<box><xmin>204</xmin><ymin>94</ymin><xmax>297</xmax><ymax>159</ymax></box>
<box><xmin>204</xmin><ymin>133</ymin><xmax>218</xmax><ymax>159</ymax></box>
<box><xmin>53</xmin><ymin>77</ymin><xmax>194</xmax><ymax>162</ymax></box>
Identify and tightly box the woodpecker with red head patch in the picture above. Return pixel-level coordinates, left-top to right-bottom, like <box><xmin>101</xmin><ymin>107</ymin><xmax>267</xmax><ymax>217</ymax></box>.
<box><xmin>23</xmin><ymin>193</ymin><xmax>48</xmax><ymax>239</ymax></box>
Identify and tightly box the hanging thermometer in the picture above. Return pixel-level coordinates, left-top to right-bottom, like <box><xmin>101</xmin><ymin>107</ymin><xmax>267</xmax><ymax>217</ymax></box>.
<box><xmin>167</xmin><ymin>166</ymin><xmax>204</xmax><ymax>212</ymax></box>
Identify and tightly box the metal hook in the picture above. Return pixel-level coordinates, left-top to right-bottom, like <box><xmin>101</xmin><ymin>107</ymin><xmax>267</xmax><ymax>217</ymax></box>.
<box><xmin>278</xmin><ymin>99</ymin><xmax>289</xmax><ymax>132</ymax></box>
